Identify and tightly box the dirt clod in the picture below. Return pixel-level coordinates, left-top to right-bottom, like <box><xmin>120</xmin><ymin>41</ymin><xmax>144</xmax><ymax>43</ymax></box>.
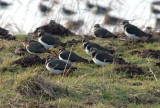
<box><xmin>64</xmin><ymin>39</ymin><xmax>81</xmax><ymax>46</ymax></box>
<box><xmin>34</xmin><ymin>21</ymin><xmax>75</xmax><ymax>37</ymax></box>
<box><xmin>114</xmin><ymin>65</ymin><xmax>145</xmax><ymax>78</ymax></box>
<box><xmin>12</xmin><ymin>56</ymin><xmax>45</xmax><ymax>67</ymax></box>
<box><xmin>131</xmin><ymin>49</ymin><xmax>160</xmax><ymax>59</ymax></box>
<box><xmin>16</xmin><ymin>75</ymin><xmax>70</xmax><ymax>100</ymax></box>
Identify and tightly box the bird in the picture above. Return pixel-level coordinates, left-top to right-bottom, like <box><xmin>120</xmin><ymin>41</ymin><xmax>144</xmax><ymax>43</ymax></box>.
<box><xmin>82</xmin><ymin>39</ymin><xmax>115</xmax><ymax>55</ymax></box>
<box><xmin>104</xmin><ymin>15</ymin><xmax>124</xmax><ymax>25</ymax></box>
<box><xmin>63</xmin><ymin>20</ymin><xmax>84</xmax><ymax>31</ymax></box>
<box><xmin>62</xmin><ymin>7</ymin><xmax>75</xmax><ymax>16</ymax></box>
<box><xmin>93</xmin><ymin>24</ymin><xmax>115</xmax><ymax>39</ymax></box>
<box><xmin>91</xmin><ymin>5</ymin><xmax>111</xmax><ymax>15</ymax></box>
<box><xmin>23</xmin><ymin>40</ymin><xmax>50</xmax><ymax>55</ymax></box>
<box><xmin>151</xmin><ymin>5</ymin><xmax>160</xmax><ymax>14</ymax></box>
<box><xmin>0</xmin><ymin>1</ymin><xmax>11</xmax><ymax>8</ymax></box>
<box><xmin>58</xmin><ymin>48</ymin><xmax>89</xmax><ymax>64</ymax></box>
<box><xmin>45</xmin><ymin>55</ymin><xmax>76</xmax><ymax>74</ymax></box>
<box><xmin>39</xmin><ymin>3</ymin><xmax>51</xmax><ymax>15</ymax></box>
<box><xmin>37</xmin><ymin>29</ymin><xmax>64</xmax><ymax>48</ymax></box>
<box><xmin>152</xmin><ymin>1</ymin><xmax>160</xmax><ymax>6</ymax></box>
<box><xmin>90</xmin><ymin>48</ymin><xmax>115</xmax><ymax>66</ymax></box>
<box><xmin>86</xmin><ymin>1</ymin><xmax>95</xmax><ymax>9</ymax></box>
<box><xmin>121</xmin><ymin>20</ymin><xmax>152</xmax><ymax>40</ymax></box>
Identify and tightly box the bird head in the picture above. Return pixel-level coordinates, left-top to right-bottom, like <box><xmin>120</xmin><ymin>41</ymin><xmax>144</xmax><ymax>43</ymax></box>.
<box><xmin>58</xmin><ymin>47</ymin><xmax>65</xmax><ymax>53</ymax></box>
<box><xmin>89</xmin><ymin>47</ymin><xmax>97</xmax><ymax>57</ymax></box>
<box><xmin>94</xmin><ymin>24</ymin><xmax>101</xmax><ymax>28</ymax></box>
<box><xmin>121</xmin><ymin>20</ymin><xmax>129</xmax><ymax>26</ymax></box>
<box><xmin>49</xmin><ymin>20</ymin><xmax>56</xmax><ymax>25</ymax></box>
<box><xmin>46</xmin><ymin>55</ymin><xmax>56</xmax><ymax>63</ymax></box>
<box><xmin>37</xmin><ymin>29</ymin><xmax>45</xmax><ymax>37</ymax></box>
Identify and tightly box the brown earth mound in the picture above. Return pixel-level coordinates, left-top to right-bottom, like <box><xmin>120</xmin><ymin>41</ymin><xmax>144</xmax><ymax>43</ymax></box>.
<box><xmin>16</xmin><ymin>75</ymin><xmax>70</xmax><ymax>100</ymax></box>
<box><xmin>64</xmin><ymin>39</ymin><xmax>81</xmax><ymax>46</ymax></box>
<box><xmin>131</xmin><ymin>49</ymin><xmax>160</xmax><ymax>59</ymax></box>
<box><xmin>34</xmin><ymin>21</ymin><xmax>75</xmax><ymax>37</ymax></box>
<box><xmin>0</xmin><ymin>27</ymin><xmax>16</xmax><ymax>40</ymax></box>
<box><xmin>114</xmin><ymin>65</ymin><xmax>145</xmax><ymax>78</ymax></box>
<box><xmin>12</xmin><ymin>56</ymin><xmax>45</xmax><ymax>67</ymax></box>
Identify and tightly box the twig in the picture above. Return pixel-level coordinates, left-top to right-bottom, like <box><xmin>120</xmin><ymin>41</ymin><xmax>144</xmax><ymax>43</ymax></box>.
<box><xmin>149</xmin><ymin>68</ymin><xmax>158</xmax><ymax>81</ymax></box>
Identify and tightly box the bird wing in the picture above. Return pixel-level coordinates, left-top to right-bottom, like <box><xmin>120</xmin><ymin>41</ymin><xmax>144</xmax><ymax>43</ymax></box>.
<box><xmin>126</xmin><ymin>25</ymin><xmax>149</xmax><ymax>37</ymax></box>
<box><xmin>96</xmin><ymin>52</ymin><xmax>114</xmax><ymax>62</ymax></box>
<box><xmin>41</xmin><ymin>34</ymin><xmax>62</xmax><ymax>45</ymax></box>
<box><xmin>94</xmin><ymin>28</ymin><xmax>114</xmax><ymax>38</ymax></box>
<box><xmin>61</xmin><ymin>50</ymin><xmax>86</xmax><ymax>62</ymax></box>
<box><xmin>49</xmin><ymin>59</ymin><xmax>72</xmax><ymax>70</ymax></box>
<box><xmin>29</xmin><ymin>42</ymin><xmax>47</xmax><ymax>53</ymax></box>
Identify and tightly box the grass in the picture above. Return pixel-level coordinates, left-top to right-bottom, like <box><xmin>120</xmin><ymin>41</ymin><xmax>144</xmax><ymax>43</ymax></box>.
<box><xmin>0</xmin><ymin>35</ymin><xmax>160</xmax><ymax>108</ymax></box>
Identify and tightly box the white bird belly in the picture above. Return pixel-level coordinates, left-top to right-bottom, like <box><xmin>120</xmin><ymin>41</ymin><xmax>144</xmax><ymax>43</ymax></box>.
<box><xmin>93</xmin><ymin>55</ymin><xmax>110</xmax><ymax>66</ymax></box>
<box><xmin>124</xmin><ymin>29</ymin><xmax>139</xmax><ymax>39</ymax></box>
<box><xmin>38</xmin><ymin>37</ymin><xmax>54</xmax><ymax>48</ymax></box>
<box><xmin>46</xmin><ymin>63</ymin><xmax>63</xmax><ymax>74</ymax></box>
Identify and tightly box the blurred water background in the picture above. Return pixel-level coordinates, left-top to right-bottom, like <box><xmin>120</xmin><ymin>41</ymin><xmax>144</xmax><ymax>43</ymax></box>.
<box><xmin>0</xmin><ymin>0</ymin><xmax>156</xmax><ymax>34</ymax></box>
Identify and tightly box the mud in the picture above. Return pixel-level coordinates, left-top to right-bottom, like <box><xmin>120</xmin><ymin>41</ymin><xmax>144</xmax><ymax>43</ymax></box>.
<box><xmin>16</xmin><ymin>75</ymin><xmax>71</xmax><ymax>100</ymax></box>
<box><xmin>131</xmin><ymin>49</ymin><xmax>160</xmax><ymax>59</ymax></box>
<box><xmin>64</xmin><ymin>39</ymin><xmax>81</xmax><ymax>46</ymax></box>
<box><xmin>12</xmin><ymin>56</ymin><xmax>45</xmax><ymax>67</ymax></box>
<box><xmin>14</xmin><ymin>47</ymin><xmax>26</xmax><ymax>56</ymax></box>
<box><xmin>114</xmin><ymin>64</ymin><xmax>145</xmax><ymax>78</ymax></box>
<box><xmin>34</xmin><ymin>21</ymin><xmax>75</xmax><ymax>37</ymax></box>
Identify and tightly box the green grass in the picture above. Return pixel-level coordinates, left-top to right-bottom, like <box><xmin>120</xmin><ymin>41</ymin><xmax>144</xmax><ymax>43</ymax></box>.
<box><xmin>0</xmin><ymin>35</ymin><xmax>160</xmax><ymax>108</ymax></box>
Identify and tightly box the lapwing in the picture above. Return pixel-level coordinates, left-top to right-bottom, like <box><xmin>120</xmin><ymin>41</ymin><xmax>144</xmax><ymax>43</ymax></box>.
<box><xmin>152</xmin><ymin>1</ymin><xmax>160</xmax><ymax>5</ymax></box>
<box><xmin>82</xmin><ymin>39</ymin><xmax>115</xmax><ymax>55</ymax></box>
<box><xmin>63</xmin><ymin>20</ymin><xmax>84</xmax><ymax>31</ymax></box>
<box><xmin>58</xmin><ymin>48</ymin><xmax>88</xmax><ymax>64</ymax></box>
<box><xmin>0</xmin><ymin>1</ymin><xmax>11</xmax><ymax>8</ymax></box>
<box><xmin>90</xmin><ymin>48</ymin><xmax>114</xmax><ymax>66</ymax></box>
<box><xmin>45</xmin><ymin>55</ymin><xmax>76</xmax><ymax>74</ymax></box>
<box><xmin>92</xmin><ymin>5</ymin><xmax>111</xmax><ymax>15</ymax></box>
<box><xmin>104</xmin><ymin>15</ymin><xmax>124</xmax><ymax>25</ymax></box>
<box><xmin>39</xmin><ymin>3</ymin><xmax>51</xmax><ymax>15</ymax></box>
<box><xmin>62</xmin><ymin>7</ymin><xmax>75</xmax><ymax>16</ymax></box>
<box><xmin>37</xmin><ymin>29</ymin><xmax>64</xmax><ymax>48</ymax></box>
<box><xmin>93</xmin><ymin>24</ymin><xmax>115</xmax><ymax>39</ymax></box>
<box><xmin>121</xmin><ymin>20</ymin><xmax>152</xmax><ymax>40</ymax></box>
<box><xmin>86</xmin><ymin>1</ymin><xmax>95</xmax><ymax>9</ymax></box>
<box><xmin>23</xmin><ymin>40</ymin><xmax>50</xmax><ymax>55</ymax></box>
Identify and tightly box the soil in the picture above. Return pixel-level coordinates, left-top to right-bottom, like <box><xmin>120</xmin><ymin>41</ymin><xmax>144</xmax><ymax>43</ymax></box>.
<box><xmin>130</xmin><ymin>49</ymin><xmax>160</xmax><ymax>59</ymax></box>
<box><xmin>14</xmin><ymin>47</ymin><xmax>27</xmax><ymax>56</ymax></box>
<box><xmin>156</xmin><ymin>62</ymin><xmax>160</xmax><ymax>68</ymax></box>
<box><xmin>115</xmin><ymin>58</ymin><xmax>130</xmax><ymax>65</ymax></box>
<box><xmin>12</xmin><ymin>55</ymin><xmax>45</xmax><ymax>67</ymax></box>
<box><xmin>16</xmin><ymin>75</ymin><xmax>71</xmax><ymax>100</ymax></box>
<box><xmin>64</xmin><ymin>39</ymin><xmax>81</xmax><ymax>46</ymax></box>
<box><xmin>114</xmin><ymin>64</ymin><xmax>145</xmax><ymax>78</ymax></box>
<box><xmin>34</xmin><ymin>21</ymin><xmax>75</xmax><ymax>37</ymax></box>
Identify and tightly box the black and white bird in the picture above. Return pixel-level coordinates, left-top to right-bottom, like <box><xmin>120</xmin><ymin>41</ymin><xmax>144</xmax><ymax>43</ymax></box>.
<box><xmin>39</xmin><ymin>3</ymin><xmax>51</xmax><ymax>15</ymax></box>
<box><xmin>0</xmin><ymin>1</ymin><xmax>11</xmax><ymax>8</ymax></box>
<box><xmin>58</xmin><ymin>48</ymin><xmax>89</xmax><ymax>64</ymax></box>
<box><xmin>38</xmin><ymin>29</ymin><xmax>64</xmax><ymax>48</ymax></box>
<box><xmin>90</xmin><ymin>48</ymin><xmax>114</xmax><ymax>66</ymax></box>
<box><xmin>82</xmin><ymin>39</ymin><xmax>115</xmax><ymax>55</ymax></box>
<box><xmin>23</xmin><ymin>40</ymin><xmax>50</xmax><ymax>55</ymax></box>
<box><xmin>62</xmin><ymin>7</ymin><xmax>75</xmax><ymax>16</ymax></box>
<box><xmin>45</xmin><ymin>55</ymin><xmax>76</xmax><ymax>74</ymax></box>
<box><xmin>93</xmin><ymin>24</ymin><xmax>115</xmax><ymax>39</ymax></box>
<box><xmin>121</xmin><ymin>20</ymin><xmax>152</xmax><ymax>39</ymax></box>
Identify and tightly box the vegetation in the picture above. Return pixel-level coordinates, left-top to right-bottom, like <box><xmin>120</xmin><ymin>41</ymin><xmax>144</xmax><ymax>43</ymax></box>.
<box><xmin>0</xmin><ymin>35</ymin><xmax>160</xmax><ymax>108</ymax></box>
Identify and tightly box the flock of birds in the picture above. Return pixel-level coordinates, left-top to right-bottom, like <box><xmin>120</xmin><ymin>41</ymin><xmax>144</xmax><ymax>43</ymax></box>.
<box><xmin>21</xmin><ymin>19</ymin><xmax>153</xmax><ymax>75</ymax></box>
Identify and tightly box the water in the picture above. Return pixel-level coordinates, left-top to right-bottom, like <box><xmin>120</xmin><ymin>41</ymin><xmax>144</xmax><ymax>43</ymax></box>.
<box><xmin>0</xmin><ymin>0</ymin><xmax>155</xmax><ymax>34</ymax></box>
